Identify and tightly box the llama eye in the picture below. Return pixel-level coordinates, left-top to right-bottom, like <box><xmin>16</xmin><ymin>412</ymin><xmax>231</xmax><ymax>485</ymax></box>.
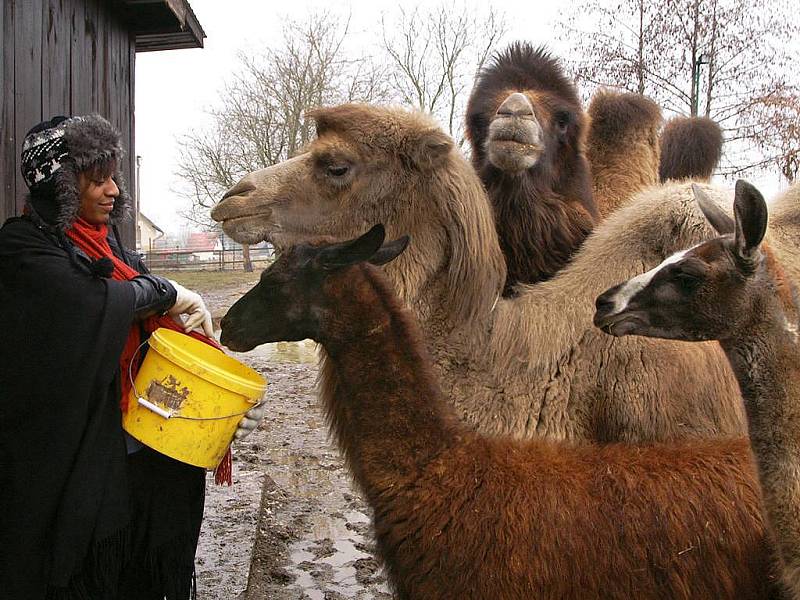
<box><xmin>675</xmin><ymin>272</ymin><xmax>701</xmax><ymax>291</ymax></box>
<box><xmin>327</xmin><ymin>165</ymin><xmax>349</xmax><ymax>178</ymax></box>
<box><xmin>555</xmin><ymin>112</ymin><xmax>571</xmax><ymax>130</ymax></box>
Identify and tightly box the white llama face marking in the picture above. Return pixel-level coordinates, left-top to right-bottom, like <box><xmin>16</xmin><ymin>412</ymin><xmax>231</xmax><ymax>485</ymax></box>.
<box><xmin>606</xmin><ymin>248</ymin><xmax>693</xmax><ymax>317</ymax></box>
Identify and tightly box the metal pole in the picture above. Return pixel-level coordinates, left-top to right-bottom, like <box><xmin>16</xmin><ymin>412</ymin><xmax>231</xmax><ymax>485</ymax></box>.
<box><xmin>693</xmin><ymin>53</ymin><xmax>708</xmax><ymax>117</ymax></box>
<box><xmin>135</xmin><ymin>155</ymin><xmax>142</xmax><ymax>250</ymax></box>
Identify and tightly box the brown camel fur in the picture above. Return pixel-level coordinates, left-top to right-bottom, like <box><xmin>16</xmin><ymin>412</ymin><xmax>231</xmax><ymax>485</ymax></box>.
<box><xmin>765</xmin><ymin>183</ymin><xmax>800</xmax><ymax>288</ymax></box>
<box><xmin>465</xmin><ymin>43</ymin><xmax>598</xmax><ymax>295</ymax></box>
<box><xmin>586</xmin><ymin>89</ymin><xmax>662</xmax><ymax>218</ymax></box>
<box><xmin>220</xmin><ymin>226</ymin><xmax>781</xmax><ymax>600</ymax></box>
<box><xmin>212</xmin><ymin>104</ymin><xmax>763</xmax><ymax>443</ymax></box>
<box><xmin>595</xmin><ymin>180</ymin><xmax>800</xmax><ymax>597</ymax></box>
<box><xmin>659</xmin><ymin>116</ymin><xmax>724</xmax><ymax>182</ymax></box>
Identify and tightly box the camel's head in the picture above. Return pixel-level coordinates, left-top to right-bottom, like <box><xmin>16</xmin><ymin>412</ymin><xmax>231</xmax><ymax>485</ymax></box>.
<box><xmin>210</xmin><ymin>104</ymin><xmax>454</xmax><ymax>248</ymax></box>
<box><xmin>594</xmin><ymin>181</ymin><xmax>774</xmax><ymax>342</ymax></box>
<box><xmin>466</xmin><ymin>43</ymin><xmax>586</xmax><ymax>176</ymax></box>
<box><xmin>220</xmin><ymin>224</ymin><xmax>409</xmax><ymax>351</ymax></box>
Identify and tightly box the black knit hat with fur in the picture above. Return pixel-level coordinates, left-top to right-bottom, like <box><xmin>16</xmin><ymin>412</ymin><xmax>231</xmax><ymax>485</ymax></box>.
<box><xmin>21</xmin><ymin>114</ymin><xmax>131</xmax><ymax>231</ymax></box>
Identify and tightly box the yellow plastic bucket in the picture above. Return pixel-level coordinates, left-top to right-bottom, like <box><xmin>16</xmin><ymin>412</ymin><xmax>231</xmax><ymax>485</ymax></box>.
<box><xmin>122</xmin><ymin>328</ymin><xmax>267</xmax><ymax>469</ymax></box>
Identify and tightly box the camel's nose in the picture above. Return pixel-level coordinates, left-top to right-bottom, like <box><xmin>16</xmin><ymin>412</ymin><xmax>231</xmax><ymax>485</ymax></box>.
<box><xmin>496</xmin><ymin>93</ymin><xmax>534</xmax><ymax>118</ymax></box>
<box><xmin>211</xmin><ymin>177</ymin><xmax>258</xmax><ymax>222</ymax></box>
<box><xmin>221</xmin><ymin>178</ymin><xmax>256</xmax><ymax>201</ymax></box>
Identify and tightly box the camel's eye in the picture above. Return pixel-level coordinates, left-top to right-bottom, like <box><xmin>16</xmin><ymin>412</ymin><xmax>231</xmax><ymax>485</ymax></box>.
<box><xmin>555</xmin><ymin>111</ymin><xmax>570</xmax><ymax>131</ymax></box>
<box><xmin>327</xmin><ymin>164</ymin><xmax>350</xmax><ymax>178</ymax></box>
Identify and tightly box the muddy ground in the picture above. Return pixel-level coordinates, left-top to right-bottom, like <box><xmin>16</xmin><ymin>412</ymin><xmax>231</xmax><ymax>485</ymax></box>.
<box><xmin>195</xmin><ymin>280</ymin><xmax>391</xmax><ymax>599</ymax></box>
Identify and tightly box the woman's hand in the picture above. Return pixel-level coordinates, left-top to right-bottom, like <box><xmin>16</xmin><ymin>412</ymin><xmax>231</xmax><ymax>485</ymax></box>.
<box><xmin>235</xmin><ymin>401</ymin><xmax>267</xmax><ymax>440</ymax></box>
<box><xmin>167</xmin><ymin>280</ymin><xmax>214</xmax><ymax>337</ymax></box>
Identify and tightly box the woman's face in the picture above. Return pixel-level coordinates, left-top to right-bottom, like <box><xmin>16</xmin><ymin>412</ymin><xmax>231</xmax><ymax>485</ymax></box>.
<box><xmin>78</xmin><ymin>171</ymin><xmax>119</xmax><ymax>225</ymax></box>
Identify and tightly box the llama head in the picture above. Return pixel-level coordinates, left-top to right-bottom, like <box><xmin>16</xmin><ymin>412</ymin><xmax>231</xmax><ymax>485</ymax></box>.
<box><xmin>219</xmin><ymin>224</ymin><xmax>409</xmax><ymax>352</ymax></box>
<box><xmin>593</xmin><ymin>180</ymin><xmax>769</xmax><ymax>342</ymax></box>
<box><xmin>466</xmin><ymin>43</ymin><xmax>586</xmax><ymax>176</ymax></box>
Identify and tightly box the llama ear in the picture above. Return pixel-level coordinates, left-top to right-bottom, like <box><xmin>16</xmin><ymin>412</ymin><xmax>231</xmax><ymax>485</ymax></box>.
<box><xmin>732</xmin><ymin>180</ymin><xmax>768</xmax><ymax>260</ymax></box>
<box><xmin>317</xmin><ymin>224</ymin><xmax>386</xmax><ymax>270</ymax></box>
<box><xmin>369</xmin><ymin>236</ymin><xmax>410</xmax><ymax>266</ymax></box>
<box><xmin>692</xmin><ymin>184</ymin><xmax>734</xmax><ymax>235</ymax></box>
<box><xmin>408</xmin><ymin>128</ymin><xmax>453</xmax><ymax>170</ymax></box>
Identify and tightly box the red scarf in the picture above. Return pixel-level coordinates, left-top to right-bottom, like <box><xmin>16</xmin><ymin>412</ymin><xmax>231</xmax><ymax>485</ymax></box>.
<box><xmin>66</xmin><ymin>218</ymin><xmax>232</xmax><ymax>483</ymax></box>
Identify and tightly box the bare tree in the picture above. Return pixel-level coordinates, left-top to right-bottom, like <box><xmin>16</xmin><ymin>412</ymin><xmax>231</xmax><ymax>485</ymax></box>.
<box><xmin>176</xmin><ymin>11</ymin><xmax>388</xmax><ymax>267</ymax></box>
<box><xmin>381</xmin><ymin>3</ymin><xmax>507</xmax><ymax>147</ymax></box>
<box><xmin>750</xmin><ymin>89</ymin><xmax>800</xmax><ymax>183</ymax></box>
<box><xmin>558</xmin><ymin>0</ymin><xmax>800</xmax><ymax>180</ymax></box>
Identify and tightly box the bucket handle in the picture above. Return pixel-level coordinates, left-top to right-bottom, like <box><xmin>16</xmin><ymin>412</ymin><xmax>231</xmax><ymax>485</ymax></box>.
<box><xmin>129</xmin><ymin>338</ymin><xmax>258</xmax><ymax>421</ymax></box>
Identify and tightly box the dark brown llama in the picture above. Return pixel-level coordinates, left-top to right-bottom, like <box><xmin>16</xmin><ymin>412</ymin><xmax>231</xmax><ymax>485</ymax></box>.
<box><xmin>221</xmin><ymin>225</ymin><xmax>782</xmax><ymax>600</ymax></box>
<box><xmin>466</xmin><ymin>43</ymin><xmax>599</xmax><ymax>296</ymax></box>
<box><xmin>595</xmin><ymin>180</ymin><xmax>800</xmax><ymax>598</ymax></box>
<box><xmin>659</xmin><ymin>116</ymin><xmax>724</xmax><ymax>182</ymax></box>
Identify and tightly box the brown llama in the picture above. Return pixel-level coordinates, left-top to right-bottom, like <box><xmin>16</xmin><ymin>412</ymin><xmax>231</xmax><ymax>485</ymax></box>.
<box><xmin>465</xmin><ymin>43</ymin><xmax>599</xmax><ymax>295</ymax></box>
<box><xmin>659</xmin><ymin>116</ymin><xmax>724</xmax><ymax>182</ymax></box>
<box><xmin>595</xmin><ymin>180</ymin><xmax>800</xmax><ymax>597</ymax></box>
<box><xmin>585</xmin><ymin>89</ymin><xmax>663</xmax><ymax>218</ymax></box>
<box><xmin>212</xmin><ymin>104</ymin><xmax>756</xmax><ymax>444</ymax></box>
<box><xmin>220</xmin><ymin>225</ymin><xmax>782</xmax><ymax>600</ymax></box>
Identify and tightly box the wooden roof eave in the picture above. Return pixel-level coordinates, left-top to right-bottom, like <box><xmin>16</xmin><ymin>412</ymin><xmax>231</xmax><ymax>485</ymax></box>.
<box><xmin>121</xmin><ymin>0</ymin><xmax>206</xmax><ymax>53</ymax></box>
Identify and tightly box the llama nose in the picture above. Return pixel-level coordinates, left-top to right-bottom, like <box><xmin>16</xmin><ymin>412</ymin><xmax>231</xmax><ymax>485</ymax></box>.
<box><xmin>594</xmin><ymin>289</ymin><xmax>619</xmax><ymax>320</ymax></box>
<box><xmin>496</xmin><ymin>93</ymin><xmax>534</xmax><ymax>118</ymax></box>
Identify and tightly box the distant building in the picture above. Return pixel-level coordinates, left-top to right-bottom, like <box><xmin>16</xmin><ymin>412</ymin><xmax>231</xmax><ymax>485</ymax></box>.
<box><xmin>185</xmin><ymin>231</ymin><xmax>221</xmax><ymax>262</ymax></box>
<box><xmin>137</xmin><ymin>212</ymin><xmax>164</xmax><ymax>252</ymax></box>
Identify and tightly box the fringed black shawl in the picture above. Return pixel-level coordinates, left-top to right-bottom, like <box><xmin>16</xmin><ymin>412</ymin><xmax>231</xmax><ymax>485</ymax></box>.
<box><xmin>0</xmin><ymin>216</ymin><xmax>204</xmax><ymax>599</ymax></box>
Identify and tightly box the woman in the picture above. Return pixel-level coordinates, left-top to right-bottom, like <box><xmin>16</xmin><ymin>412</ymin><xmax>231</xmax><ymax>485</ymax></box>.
<box><xmin>0</xmin><ymin>115</ymin><xmax>264</xmax><ymax>599</ymax></box>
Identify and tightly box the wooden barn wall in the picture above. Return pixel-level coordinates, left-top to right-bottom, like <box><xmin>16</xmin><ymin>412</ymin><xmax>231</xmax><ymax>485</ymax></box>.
<box><xmin>0</xmin><ymin>0</ymin><xmax>136</xmax><ymax>245</ymax></box>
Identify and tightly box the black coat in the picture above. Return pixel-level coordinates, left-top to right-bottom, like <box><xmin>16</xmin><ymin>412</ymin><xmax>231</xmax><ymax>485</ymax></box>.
<box><xmin>0</xmin><ymin>216</ymin><xmax>204</xmax><ymax>599</ymax></box>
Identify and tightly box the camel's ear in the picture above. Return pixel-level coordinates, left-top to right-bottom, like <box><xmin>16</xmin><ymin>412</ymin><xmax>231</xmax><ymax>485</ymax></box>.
<box><xmin>692</xmin><ymin>184</ymin><xmax>734</xmax><ymax>235</ymax></box>
<box><xmin>732</xmin><ymin>180</ymin><xmax>768</xmax><ymax>261</ymax></box>
<box><xmin>408</xmin><ymin>128</ymin><xmax>453</xmax><ymax>170</ymax></box>
<box><xmin>317</xmin><ymin>225</ymin><xmax>387</xmax><ymax>270</ymax></box>
<box><xmin>369</xmin><ymin>236</ymin><xmax>410</xmax><ymax>266</ymax></box>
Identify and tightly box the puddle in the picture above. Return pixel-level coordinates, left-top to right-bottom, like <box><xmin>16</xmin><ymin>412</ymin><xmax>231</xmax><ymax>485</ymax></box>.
<box><xmin>284</xmin><ymin>515</ymin><xmax>390</xmax><ymax>599</ymax></box>
<box><xmin>215</xmin><ymin>331</ymin><xmax>319</xmax><ymax>364</ymax></box>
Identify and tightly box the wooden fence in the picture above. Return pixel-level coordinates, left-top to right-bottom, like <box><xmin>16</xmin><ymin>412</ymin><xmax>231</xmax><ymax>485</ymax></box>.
<box><xmin>144</xmin><ymin>245</ymin><xmax>274</xmax><ymax>272</ymax></box>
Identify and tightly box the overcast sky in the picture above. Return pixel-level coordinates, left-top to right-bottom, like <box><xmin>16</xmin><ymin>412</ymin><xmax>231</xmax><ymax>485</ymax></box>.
<box><xmin>134</xmin><ymin>0</ymin><xmax>789</xmax><ymax>234</ymax></box>
<box><xmin>134</xmin><ymin>0</ymin><xmax>567</xmax><ymax>233</ymax></box>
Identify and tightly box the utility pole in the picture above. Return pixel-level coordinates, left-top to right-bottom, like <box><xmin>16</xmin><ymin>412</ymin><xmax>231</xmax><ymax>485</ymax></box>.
<box><xmin>693</xmin><ymin>53</ymin><xmax>709</xmax><ymax>116</ymax></box>
<box><xmin>135</xmin><ymin>155</ymin><xmax>142</xmax><ymax>251</ymax></box>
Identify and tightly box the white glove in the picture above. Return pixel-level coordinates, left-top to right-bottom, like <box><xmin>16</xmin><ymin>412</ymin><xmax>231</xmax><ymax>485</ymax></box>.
<box><xmin>167</xmin><ymin>280</ymin><xmax>214</xmax><ymax>338</ymax></box>
<box><xmin>235</xmin><ymin>401</ymin><xmax>267</xmax><ymax>440</ymax></box>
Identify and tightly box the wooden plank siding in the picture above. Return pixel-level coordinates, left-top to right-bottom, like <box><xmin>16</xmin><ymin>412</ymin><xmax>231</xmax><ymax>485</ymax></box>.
<box><xmin>1</xmin><ymin>0</ymin><xmax>137</xmax><ymax>245</ymax></box>
<box><xmin>0</xmin><ymin>1</ymin><xmax>16</xmax><ymax>221</ymax></box>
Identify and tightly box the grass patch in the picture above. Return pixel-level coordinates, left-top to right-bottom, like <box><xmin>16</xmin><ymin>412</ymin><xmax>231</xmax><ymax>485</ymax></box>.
<box><xmin>153</xmin><ymin>269</ymin><xmax>261</xmax><ymax>294</ymax></box>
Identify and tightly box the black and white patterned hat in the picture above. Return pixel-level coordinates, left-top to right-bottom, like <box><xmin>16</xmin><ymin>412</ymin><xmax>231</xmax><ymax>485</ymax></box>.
<box><xmin>20</xmin><ymin>116</ymin><xmax>71</xmax><ymax>190</ymax></box>
<box><xmin>21</xmin><ymin>115</ymin><xmax>131</xmax><ymax>231</ymax></box>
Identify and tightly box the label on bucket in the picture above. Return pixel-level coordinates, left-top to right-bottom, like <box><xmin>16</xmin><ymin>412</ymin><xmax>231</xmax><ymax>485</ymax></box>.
<box><xmin>147</xmin><ymin>375</ymin><xmax>190</xmax><ymax>412</ymax></box>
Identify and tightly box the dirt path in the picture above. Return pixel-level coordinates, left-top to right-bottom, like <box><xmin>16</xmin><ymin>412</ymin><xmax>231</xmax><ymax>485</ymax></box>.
<box><xmin>194</xmin><ymin>280</ymin><xmax>391</xmax><ymax>599</ymax></box>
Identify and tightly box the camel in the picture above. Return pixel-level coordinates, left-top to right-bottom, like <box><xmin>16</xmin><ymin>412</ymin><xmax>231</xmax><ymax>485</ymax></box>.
<box><xmin>585</xmin><ymin>89</ymin><xmax>663</xmax><ymax>218</ymax></box>
<box><xmin>212</xmin><ymin>104</ymin><xmax>764</xmax><ymax>443</ymax></box>
<box><xmin>765</xmin><ymin>183</ymin><xmax>800</xmax><ymax>288</ymax></box>
<box><xmin>595</xmin><ymin>180</ymin><xmax>800</xmax><ymax>598</ymax></box>
<box><xmin>659</xmin><ymin>116</ymin><xmax>724</xmax><ymax>182</ymax></box>
<box><xmin>465</xmin><ymin>43</ymin><xmax>598</xmax><ymax>295</ymax></box>
<box><xmin>220</xmin><ymin>225</ymin><xmax>781</xmax><ymax>600</ymax></box>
